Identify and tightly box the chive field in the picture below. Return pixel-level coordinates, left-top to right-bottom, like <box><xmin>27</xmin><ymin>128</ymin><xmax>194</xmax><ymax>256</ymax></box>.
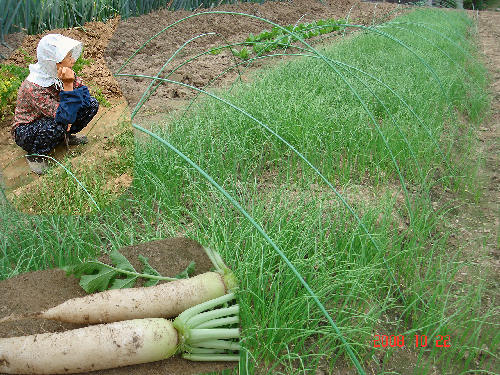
<box><xmin>0</xmin><ymin>6</ymin><xmax>497</xmax><ymax>375</ymax></box>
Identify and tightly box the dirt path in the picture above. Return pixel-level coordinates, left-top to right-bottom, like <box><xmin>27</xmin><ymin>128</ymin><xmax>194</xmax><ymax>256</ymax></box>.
<box><xmin>441</xmin><ymin>9</ymin><xmax>499</xmax><ymax>299</ymax></box>
<box><xmin>467</xmin><ymin>9</ymin><xmax>499</xmax><ymax>306</ymax></box>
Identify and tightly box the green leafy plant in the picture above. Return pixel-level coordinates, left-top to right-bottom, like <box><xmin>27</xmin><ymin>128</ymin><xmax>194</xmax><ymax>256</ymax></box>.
<box><xmin>89</xmin><ymin>84</ymin><xmax>111</xmax><ymax>107</ymax></box>
<box><xmin>18</xmin><ymin>48</ymin><xmax>35</xmax><ymax>65</ymax></box>
<box><xmin>233</xmin><ymin>47</ymin><xmax>250</xmax><ymax>60</ymax></box>
<box><xmin>252</xmin><ymin>43</ymin><xmax>264</xmax><ymax>55</ymax></box>
<box><xmin>233</xmin><ymin>18</ymin><xmax>344</xmax><ymax>61</ymax></box>
<box><xmin>209</xmin><ymin>47</ymin><xmax>222</xmax><ymax>55</ymax></box>
<box><xmin>73</xmin><ymin>54</ymin><xmax>92</xmax><ymax>75</ymax></box>
<box><xmin>0</xmin><ymin>64</ymin><xmax>29</xmax><ymax>120</ymax></box>
<box><xmin>63</xmin><ymin>249</ymin><xmax>196</xmax><ymax>293</ymax></box>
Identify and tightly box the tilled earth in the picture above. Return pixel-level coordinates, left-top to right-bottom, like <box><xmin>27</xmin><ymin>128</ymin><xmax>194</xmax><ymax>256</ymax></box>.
<box><xmin>104</xmin><ymin>0</ymin><xmax>406</xmax><ymax>122</ymax></box>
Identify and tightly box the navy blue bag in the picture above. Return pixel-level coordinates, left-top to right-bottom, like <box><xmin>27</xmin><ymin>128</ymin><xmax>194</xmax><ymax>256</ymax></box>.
<box><xmin>55</xmin><ymin>86</ymin><xmax>91</xmax><ymax>125</ymax></box>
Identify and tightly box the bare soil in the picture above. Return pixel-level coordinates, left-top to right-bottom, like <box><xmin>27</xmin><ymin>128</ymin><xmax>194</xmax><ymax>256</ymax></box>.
<box><xmin>474</xmin><ymin>10</ymin><xmax>499</xmax><ymax>268</ymax></box>
<box><xmin>460</xmin><ymin>7</ymin><xmax>499</xmax><ymax>322</ymax></box>
<box><xmin>0</xmin><ymin>237</ymin><xmax>236</xmax><ymax>375</ymax></box>
<box><xmin>104</xmin><ymin>0</ymin><xmax>406</xmax><ymax>122</ymax></box>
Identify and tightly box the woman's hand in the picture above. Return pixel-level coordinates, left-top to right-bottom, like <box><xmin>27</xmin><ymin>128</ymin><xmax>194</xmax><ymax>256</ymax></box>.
<box><xmin>57</xmin><ymin>66</ymin><xmax>75</xmax><ymax>83</ymax></box>
<box><xmin>58</xmin><ymin>67</ymin><xmax>74</xmax><ymax>91</ymax></box>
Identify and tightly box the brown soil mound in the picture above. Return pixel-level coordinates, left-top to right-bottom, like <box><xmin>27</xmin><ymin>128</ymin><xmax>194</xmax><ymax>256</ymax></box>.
<box><xmin>5</xmin><ymin>17</ymin><xmax>123</xmax><ymax>99</ymax></box>
<box><xmin>0</xmin><ymin>238</ymin><xmax>235</xmax><ymax>375</ymax></box>
<box><xmin>104</xmin><ymin>0</ymin><xmax>405</xmax><ymax>122</ymax></box>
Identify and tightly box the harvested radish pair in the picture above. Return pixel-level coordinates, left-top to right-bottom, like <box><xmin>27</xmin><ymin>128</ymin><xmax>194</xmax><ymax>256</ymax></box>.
<box><xmin>0</xmin><ymin>247</ymin><xmax>240</xmax><ymax>374</ymax></box>
<box><xmin>0</xmin><ymin>293</ymin><xmax>240</xmax><ymax>374</ymax></box>
<box><xmin>0</xmin><ymin>247</ymin><xmax>238</xmax><ymax>324</ymax></box>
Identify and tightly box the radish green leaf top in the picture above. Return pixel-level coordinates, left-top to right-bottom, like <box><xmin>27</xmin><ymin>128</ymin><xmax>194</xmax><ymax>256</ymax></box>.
<box><xmin>63</xmin><ymin>250</ymin><xmax>196</xmax><ymax>293</ymax></box>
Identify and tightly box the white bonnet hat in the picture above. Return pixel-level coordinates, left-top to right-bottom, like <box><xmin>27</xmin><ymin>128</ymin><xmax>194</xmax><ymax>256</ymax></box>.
<box><xmin>26</xmin><ymin>34</ymin><xmax>83</xmax><ymax>88</ymax></box>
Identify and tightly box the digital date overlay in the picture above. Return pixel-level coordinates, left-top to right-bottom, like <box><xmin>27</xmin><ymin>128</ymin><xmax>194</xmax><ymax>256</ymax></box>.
<box><xmin>373</xmin><ymin>334</ymin><xmax>451</xmax><ymax>348</ymax></box>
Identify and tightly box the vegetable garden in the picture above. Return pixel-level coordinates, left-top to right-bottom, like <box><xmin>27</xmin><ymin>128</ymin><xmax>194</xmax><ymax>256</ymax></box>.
<box><xmin>0</xmin><ymin>0</ymin><xmax>498</xmax><ymax>374</ymax></box>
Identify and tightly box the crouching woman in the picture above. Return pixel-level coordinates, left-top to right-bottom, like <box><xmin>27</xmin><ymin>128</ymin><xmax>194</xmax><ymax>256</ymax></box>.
<box><xmin>11</xmin><ymin>34</ymin><xmax>99</xmax><ymax>175</ymax></box>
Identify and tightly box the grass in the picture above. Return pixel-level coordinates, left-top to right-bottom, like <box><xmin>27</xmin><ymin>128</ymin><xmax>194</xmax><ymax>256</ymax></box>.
<box><xmin>0</xmin><ymin>7</ymin><xmax>497</xmax><ymax>375</ymax></box>
<box><xmin>8</xmin><ymin>118</ymin><xmax>134</xmax><ymax>214</ymax></box>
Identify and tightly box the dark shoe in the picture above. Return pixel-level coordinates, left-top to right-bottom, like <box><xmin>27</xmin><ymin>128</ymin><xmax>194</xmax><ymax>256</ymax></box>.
<box><xmin>26</xmin><ymin>155</ymin><xmax>49</xmax><ymax>175</ymax></box>
<box><xmin>68</xmin><ymin>134</ymin><xmax>88</xmax><ymax>145</ymax></box>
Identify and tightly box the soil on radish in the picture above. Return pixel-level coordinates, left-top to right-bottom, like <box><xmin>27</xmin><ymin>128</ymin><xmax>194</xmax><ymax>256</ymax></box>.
<box><xmin>0</xmin><ymin>237</ymin><xmax>236</xmax><ymax>375</ymax></box>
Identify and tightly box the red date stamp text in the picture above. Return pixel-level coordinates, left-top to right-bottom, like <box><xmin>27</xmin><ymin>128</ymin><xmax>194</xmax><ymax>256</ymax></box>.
<box><xmin>373</xmin><ymin>334</ymin><xmax>451</xmax><ymax>348</ymax></box>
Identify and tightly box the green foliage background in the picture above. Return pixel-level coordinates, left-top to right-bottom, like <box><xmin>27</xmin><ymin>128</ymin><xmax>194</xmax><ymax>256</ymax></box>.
<box><xmin>0</xmin><ymin>64</ymin><xmax>28</xmax><ymax>120</ymax></box>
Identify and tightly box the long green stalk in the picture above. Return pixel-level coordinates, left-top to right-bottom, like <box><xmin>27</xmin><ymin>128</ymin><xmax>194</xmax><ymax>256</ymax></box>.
<box><xmin>183</xmin><ymin>353</ymin><xmax>240</xmax><ymax>361</ymax></box>
<box><xmin>120</xmin><ymin>72</ymin><xmax>405</xmax><ymax>304</ymax></box>
<box><xmin>133</xmin><ymin>123</ymin><xmax>366</xmax><ymax>375</ymax></box>
<box><xmin>30</xmin><ymin>154</ymin><xmax>100</xmax><ymax>211</ymax></box>
<box><xmin>116</xmin><ymin>9</ymin><xmax>463</xmax><ymax>232</ymax></box>
<box><xmin>115</xmin><ymin>11</ymin><xmax>419</xmax><ymax>306</ymax></box>
<box><xmin>336</xmin><ymin>63</ymin><xmax>424</xmax><ymax>181</ymax></box>
<box><xmin>172</xmin><ymin>293</ymin><xmax>241</xmax><ymax>361</ymax></box>
<box><xmin>2</xmin><ymin>0</ymin><xmax>238</xmax><ymax>35</ymax></box>
<box><xmin>157</xmin><ymin>29</ymin><xmax>451</xmax><ymax>174</ymax></box>
<box><xmin>187</xmin><ymin>305</ymin><xmax>239</xmax><ymax>327</ymax></box>
<box><xmin>385</xmin><ymin>21</ymin><xmax>473</xmax><ymax>57</ymax></box>
<box><xmin>380</xmin><ymin>24</ymin><xmax>461</xmax><ymax>67</ymax></box>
